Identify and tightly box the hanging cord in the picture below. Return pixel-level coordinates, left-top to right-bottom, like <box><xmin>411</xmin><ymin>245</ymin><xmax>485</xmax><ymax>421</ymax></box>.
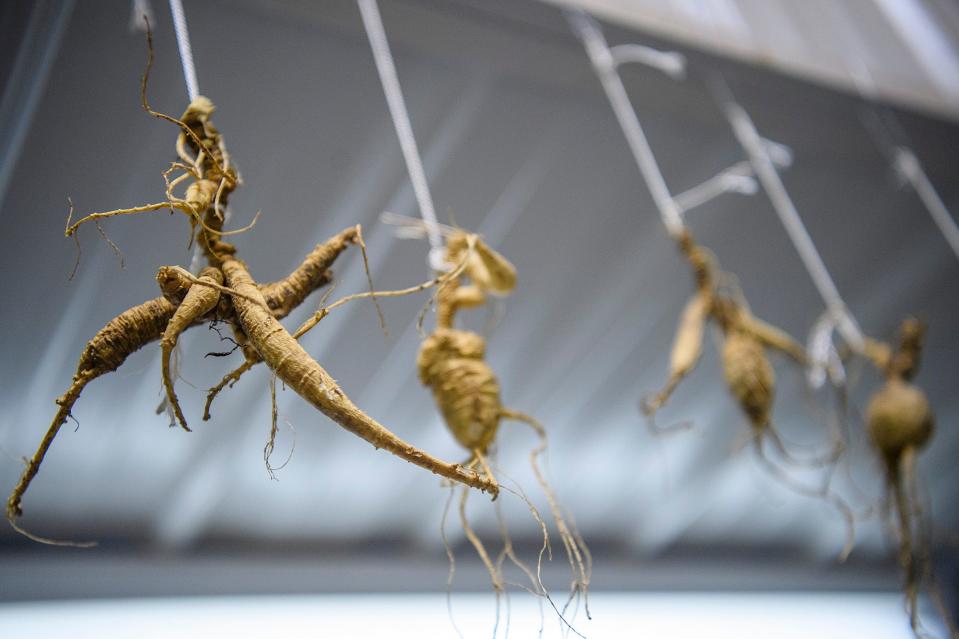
<box><xmin>566</xmin><ymin>10</ymin><xmax>788</xmax><ymax>231</ymax></box>
<box><xmin>673</xmin><ymin>161</ymin><xmax>757</xmax><ymax>213</ymax></box>
<box><xmin>168</xmin><ymin>0</ymin><xmax>199</xmax><ymax>102</ymax></box>
<box><xmin>358</xmin><ymin>0</ymin><xmax>445</xmax><ymax>271</ymax></box>
<box><xmin>135</xmin><ymin>0</ymin><xmax>218</xmax><ymax>273</ymax></box>
<box><xmin>828</xmin><ymin>0</ymin><xmax>959</xmax><ymax>264</ymax></box>
<box><xmin>860</xmin><ymin>96</ymin><xmax>959</xmax><ymax>263</ymax></box>
<box><xmin>566</xmin><ymin>9</ymin><xmax>685</xmax><ymax>238</ymax></box>
<box><xmin>569</xmin><ymin>8</ymin><xmax>856</xmax><ymax>383</ymax></box>
<box><xmin>132</xmin><ymin>0</ymin><xmax>199</xmax><ymax>108</ymax></box>
<box><xmin>711</xmin><ymin>77</ymin><xmax>865</xmax><ymax>352</ymax></box>
<box><xmin>165</xmin><ymin>0</ymin><xmax>212</xmax><ymax>273</ymax></box>
<box><xmin>894</xmin><ymin>148</ymin><xmax>959</xmax><ymax>260</ymax></box>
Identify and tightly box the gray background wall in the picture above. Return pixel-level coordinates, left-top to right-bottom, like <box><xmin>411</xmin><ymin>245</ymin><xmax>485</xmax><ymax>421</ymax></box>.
<box><xmin>0</xmin><ymin>0</ymin><xmax>957</xmax><ymax>601</ymax></box>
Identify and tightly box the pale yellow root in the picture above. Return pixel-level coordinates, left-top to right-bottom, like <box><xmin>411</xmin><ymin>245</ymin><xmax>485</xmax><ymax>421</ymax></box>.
<box><xmin>641</xmin><ymin>292</ymin><xmax>709</xmax><ymax>428</ymax></box>
<box><xmin>752</xmin><ymin>433</ymin><xmax>856</xmax><ymax>561</ymax></box>
<box><xmin>764</xmin><ymin>423</ymin><xmax>844</xmax><ymax>470</ymax></box>
<box><xmin>203</xmin><ymin>359</ymin><xmax>254</xmax><ymax>421</ymax></box>
<box><xmin>292</xmin><ymin>279</ymin><xmax>446</xmax><ymax>340</ymax></box>
<box><xmin>8</xmin><ymin>515</ymin><xmax>96</xmax><ymax>548</ymax></box>
<box><xmin>907</xmin><ymin>456</ymin><xmax>959</xmax><ymax>638</ymax></box>
<box><xmin>459</xmin><ymin>462</ymin><xmax>504</xmax><ymax>593</ymax></box>
<box><xmin>94</xmin><ymin>221</ymin><xmax>124</xmax><ymax>268</ymax></box>
<box><xmin>351</xmin><ymin>225</ymin><xmax>386</xmax><ymax>336</ymax></box>
<box><xmin>502</xmin><ymin>409</ymin><xmax>592</xmax><ymax>621</ymax></box>
<box><xmin>64</xmin><ymin>198</ymin><xmax>258</xmax><ymax>245</ymax></box>
<box><xmin>493</xmin><ymin>494</ymin><xmax>543</xmax><ymax>596</ymax></box>
<box><xmin>160</xmin><ymin>266</ymin><xmax>223</xmax><ymax>432</ymax></box>
<box><xmin>139</xmin><ymin>22</ymin><xmax>230</xmax><ymax>181</ymax></box>
<box><xmin>892</xmin><ymin>458</ymin><xmax>921</xmax><ymax>634</ymax></box>
<box><xmin>220</xmin><ymin>256</ymin><xmax>498</xmax><ymax>495</ymax></box>
<box><xmin>263</xmin><ymin>375</ymin><xmax>296</xmax><ymax>480</ymax></box>
<box><xmin>293</xmin><ymin>241</ymin><xmax>476</xmax><ymax>341</ymax></box>
<box><xmin>458</xmin><ymin>481</ymin><xmax>505</xmax><ymax>638</ymax></box>
<box><xmin>641</xmin><ymin>373</ymin><xmax>684</xmax><ymax>417</ymax></box>
<box><xmin>66</xmin><ymin>201</ymin><xmax>171</xmax><ymax>235</ymax></box>
<box><xmin>440</xmin><ymin>485</ymin><xmax>466</xmax><ymax>639</ymax></box>
<box><xmin>739</xmin><ymin>311</ymin><xmax>808</xmax><ymax>365</ymax></box>
<box><xmin>495</xmin><ymin>476</ymin><xmax>556</xmax><ymax>637</ymax></box>
<box><xmin>640</xmin><ymin>374</ymin><xmax>697</xmax><ymax>435</ymax></box>
<box><xmin>206</xmin><ymin>266</ymin><xmax>473</xmax><ymax>420</ymax></box>
<box><xmin>496</xmin><ymin>471</ymin><xmax>554</xmax><ymax>597</ymax></box>
<box><xmin>203</xmin><ymin>286</ymin><xmax>340</xmax><ymax>422</ymax></box>
<box><xmin>5</xmin><ymin>370</ymin><xmax>99</xmax><ymax>547</ymax></box>
<box><xmin>8</xmin><ymin>295</ymin><xmax>178</xmax><ymax>545</ymax></box>
<box><xmin>166</xmin><ymin>266</ymin><xmax>268</xmax><ymax>311</ymax></box>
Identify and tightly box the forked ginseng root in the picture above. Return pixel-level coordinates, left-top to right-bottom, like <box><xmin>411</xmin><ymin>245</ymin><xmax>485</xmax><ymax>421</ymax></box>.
<box><xmin>6</xmin><ymin>42</ymin><xmax>497</xmax><ymax>543</ymax></box>
<box><xmin>416</xmin><ymin>230</ymin><xmax>591</xmax><ymax>631</ymax></box>
<box><xmin>642</xmin><ymin>230</ymin><xmax>855</xmax><ymax>558</ymax></box>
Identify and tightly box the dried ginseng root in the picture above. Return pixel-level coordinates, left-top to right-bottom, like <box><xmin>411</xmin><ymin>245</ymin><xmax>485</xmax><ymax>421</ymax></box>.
<box><xmin>6</xmin><ymin>40</ymin><xmax>494</xmax><ymax>545</ymax></box>
<box><xmin>417</xmin><ymin>231</ymin><xmax>591</xmax><ymax>633</ymax></box>
<box><xmin>642</xmin><ymin>230</ymin><xmax>855</xmax><ymax>557</ymax></box>
<box><xmin>861</xmin><ymin>319</ymin><xmax>956</xmax><ymax>638</ymax></box>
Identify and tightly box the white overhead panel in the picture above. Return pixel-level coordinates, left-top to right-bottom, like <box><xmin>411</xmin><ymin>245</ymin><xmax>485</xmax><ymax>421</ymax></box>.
<box><xmin>544</xmin><ymin>0</ymin><xmax>959</xmax><ymax>121</ymax></box>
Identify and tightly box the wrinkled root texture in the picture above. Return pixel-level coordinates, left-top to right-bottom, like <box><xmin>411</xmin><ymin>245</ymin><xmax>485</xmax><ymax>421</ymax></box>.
<box><xmin>5</xmin><ymin>226</ymin><xmax>398</xmax><ymax>543</ymax></box>
<box><xmin>6</xmin><ymin>296</ymin><xmax>177</xmax><ymax>546</ymax></box>
<box><xmin>219</xmin><ymin>254</ymin><xmax>498</xmax><ymax>496</ymax></box>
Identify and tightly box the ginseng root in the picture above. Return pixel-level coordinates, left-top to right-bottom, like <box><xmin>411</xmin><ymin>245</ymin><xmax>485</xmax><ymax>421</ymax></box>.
<box><xmin>641</xmin><ymin>291</ymin><xmax>709</xmax><ymax>429</ymax></box>
<box><xmin>502</xmin><ymin>409</ymin><xmax>592</xmax><ymax>619</ymax></box>
<box><xmin>643</xmin><ymin>229</ymin><xmax>854</xmax><ymax>556</ymax></box>
<box><xmin>416</xmin><ymin>232</ymin><xmax>590</xmax><ymax>630</ymax></box>
<box><xmin>7</xmin><ymin>38</ymin><xmax>248</xmax><ymax>543</ymax></box>
<box><xmin>219</xmin><ymin>254</ymin><xmax>497</xmax><ymax>495</ymax></box>
<box><xmin>253</xmin><ymin>268</ymin><xmax>474</xmax><ymax>477</ymax></box>
<box><xmin>8</xmin><ymin>32</ymin><xmax>498</xmax><ymax>542</ymax></box>
<box><xmin>203</xmin><ymin>242</ymin><xmax>474</xmax><ymax>422</ymax></box>
<box><xmin>160</xmin><ymin>266</ymin><xmax>224</xmax><ymax>432</ymax></box>
<box><xmin>863</xmin><ymin>319</ymin><xmax>955</xmax><ymax>637</ymax></box>
<box><xmin>6</xmin><ymin>296</ymin><xmax>178</xmax><ymax>544</ymax></box>
<box><xmin>7</xmin><ymin>219</ymin><xmax>369</xmax><ymax>541</ymax></box>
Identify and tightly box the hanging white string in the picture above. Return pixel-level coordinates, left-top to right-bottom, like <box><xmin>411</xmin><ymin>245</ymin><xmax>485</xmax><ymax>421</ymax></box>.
<box><xmin>168</xmin><ymin>0</ymin><xmax>199</xmax><ymax>103</ymax></box>
<box><xmin>829</xmin><ymin>1</ymin><xmax>959</xmax><ymax>264</ymax></box>
<box><xmin>715</xmin><ymin>83</ymin><xmax>865</xmax><ymax>350</ymax></box>
<box><xmin>894</xmin><ymin>148</ymin><xmax>959</xmax><ymax>260</ymax></box>
<box><xmin>807</xmin><ymin>310</ymin><xmax>846</xmax><ymax>388</ymax></box>
<box><xmin>567</xmin><ymin>11</ymin><xmax>791</xmax><ymax>231</ymax></box>
<box><xmin>358</xmin><ymin>0</ymin><xmax>445</xmax><ymax>271</ymax></box>
<box><xmin>571</xmin><ymin>9</ymin><xmax>852</xmax><ymax>385</ymax></box>
<box><xmin>567</xmin><ymin>9</ymin><xmax>686</xmax><ymax>238</ymax></box>
<box><xmin>609</xmin><ymin>44</ymin><xmax>687</xmax><ymax>79</ymax></box>
<box><xmin>673</xmin><ymin>161</ymin><xmax>757</xmax><ymax>214</ymax></box>
<box><xmin>163</xmin><ymin>0</ymin><xmax>216</xmax><ymax>274</ymax></box>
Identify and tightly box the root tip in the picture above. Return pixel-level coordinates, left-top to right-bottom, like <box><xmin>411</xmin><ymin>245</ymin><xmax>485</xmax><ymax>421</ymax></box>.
<box><xmin>7</xmin><ymin>514</ymin><xmax>98</xmax><ymax>548</ymax></box>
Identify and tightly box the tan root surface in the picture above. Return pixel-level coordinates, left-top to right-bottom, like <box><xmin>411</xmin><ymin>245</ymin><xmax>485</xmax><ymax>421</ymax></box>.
<box><xmin>642</xmin><ymin>229</ymin><xmax>854</xmax><ymax>558</ymax></box>
<box><xmin>7</xmin><ymin>42</ymin><xmax>499</xmax><ymax>542</ymax></box>
<box><xmin>417</xmin><ymin>235</ymin><xmax>590</xmax><ymax>632</ymax></box>
<box><xmin>863</xmin><ymin>319</ymin><xmax>954</xmax><ymax>638</ymax></box>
